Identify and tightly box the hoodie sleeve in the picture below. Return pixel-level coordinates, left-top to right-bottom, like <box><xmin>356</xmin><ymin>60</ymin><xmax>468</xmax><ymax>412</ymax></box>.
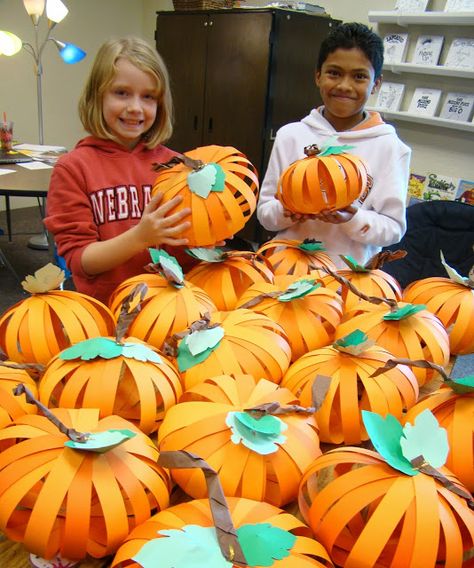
<box><xmin>340</xmin><ymin>143</ymin><xmax>411</xmax><ymax>248</ymax></box>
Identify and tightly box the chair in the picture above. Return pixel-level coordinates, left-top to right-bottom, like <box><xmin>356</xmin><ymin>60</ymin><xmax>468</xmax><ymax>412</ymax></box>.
<box><xmin>381</xmin><ymin>200</ymin><xmax>474</xmax><ymax>289</ymax></box>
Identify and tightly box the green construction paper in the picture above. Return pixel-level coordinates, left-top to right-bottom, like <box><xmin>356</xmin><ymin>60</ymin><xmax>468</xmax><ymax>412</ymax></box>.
<box><xmin>65</xmin><ymin>429</ymin><xmax>136</xmax><ymax>453</ymax></box>
<box><xmin>187</xmin><ymin>164</ymin><xmax>217</xmax><ymax>198</ymax></box>
<box><xmin>318</xmin><ymin>144</ymin><xmax>355</xmax><ymax>157</ymax></box>
<box><xmin>446</xmin><ymin>375</ymin><xmax>474</xmax><ymax>394</ymax></box>
<box><xmin>60</xmin><ymin>338</ymin><xmax>123</xmax><ymax>361</ymax></box>
<box><xmin>340</xmin><ymin>254</ymin><xmax>369</xmax><ymax>272</ymax></box>
<box><xmin>334</xmin><ymin>329</ymin><xmax>368</xmax><ymax>348</ymax></box>
<box><xmin>237</xmin><ymin>523</ymin><xmax>296</xmax><ymax>567</ymax></box>
<box><xmin>383</xmin><ymin>304</ymin><xmax>426</xmax><ymax>321</ymax></box>
<box><xmin>226</xmin><ymin>411</ymin><xmax>287</xmax><ymax>455</ymax></box>
<box><xmin>278</xmin><ymin>280</ymin><xmax>320</xmax><ymax>302</ymax></box>
<box><xmin>149</xmin><ymin>248</ymin><xmax>184</xmax><ymax>286</ymax></box>
<box><xmin>400</xmin><ymin>409</ymin><xmax>449</xmax><ymax>469</ymax></box>
<box><xmin>186</xmin><ymin>326</ymin><xmax>224</xmax><ymax>356</ymax></box>
<box><xmin>362</xmin><ymin>411</ymin><xmax>417</xmax><ymax>476</ymax></box>
<box><xmin>185</xmin><ymin>247</ymin><xmax>225</xmax><ymax>262</ymax></box>
<box><xmin>121</xmin><ymin>342</ymin><xmax>162</xmax><ymax>363</ymax></box>
<box><xmin>298</xmin><ymin>240</ymin><xmax>325</xmax><ymax>252</ymax></box>
<box><xmin>132</xmin><ymin>526</ymin><xmax>232</xmax><ymax>568</ymax></box>
<box><xmin>440</xmin><ymin>251</ymin><xmax>471</xmax><ymax>286</ymax></box>
<box><xmin>210</xmin><ymin>163</ymin><xmax>226</xmax><ymax>192</ymax></box>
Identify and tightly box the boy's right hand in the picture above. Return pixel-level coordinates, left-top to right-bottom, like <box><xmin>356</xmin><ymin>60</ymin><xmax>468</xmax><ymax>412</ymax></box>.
<box><xmin>283</xmin><ymin>208</ymin><xmax>318</xmax><ymax>223</ymax></box>
<box><xmin>137</xmin><ymin>192</ymin><xmax>191</xmax><ymax>247</ymax></box>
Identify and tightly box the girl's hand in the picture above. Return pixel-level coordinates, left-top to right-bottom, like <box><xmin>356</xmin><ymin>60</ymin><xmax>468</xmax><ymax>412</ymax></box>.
<box><xmin>137</xmin><ymin>192</ymin><xmax>191</xmax><ymax>247</ymax></box>
<box><xmin>314</xmin><ymin>205</ymin><xmax>357</xmax><ymax>224</ymax></box>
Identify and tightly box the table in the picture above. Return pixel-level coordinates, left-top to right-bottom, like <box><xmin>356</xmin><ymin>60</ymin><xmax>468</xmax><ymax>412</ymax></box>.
<box><xmin>0</xmin><ymin>164</ymin><xmax>52</xmax><ymax>242</ymax></box>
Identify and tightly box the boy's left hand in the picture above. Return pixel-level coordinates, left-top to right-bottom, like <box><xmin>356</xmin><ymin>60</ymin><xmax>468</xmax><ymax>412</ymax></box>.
<box><xmin>315</xmin><ymin>205</ymin><xmax>357</xmax><ymax>224</ymax></box>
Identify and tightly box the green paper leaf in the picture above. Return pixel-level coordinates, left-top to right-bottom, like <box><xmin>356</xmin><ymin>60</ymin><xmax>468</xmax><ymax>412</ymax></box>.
<box><xmin>340</xmin><ymin>254</ymin><xmax>369</xmax><ymax>272</ymax></box>
<box><xmin>188</xmin><ymin>164</ymin><xmax>217</xmax><ymax>198</ymax></box>
<box><xmin>334</xmin><ymin>329</ymin><xmax>368</xmax><ymax>349</ymax></box>
<box><xmin>149</xmin><ymin>248</ymin><xmax>184</xmax><ymax>286</ymax></box>
<box><xmin>210</xmin><ymin>163</ymin><xmax>226</xmax><ymax>192</ymax></box>
<box><xmin>60</xmin><ymin>338</ymin><xmax>122</xmax><ymax>361</ymax></box>
<box><xmin>226</xmin><ymin>411</ymin><xmax>287</xmax><ymax>455</ymax></box>
<box><xmin>121</xmin><ymin>342</ymin><xmax>162</xmax><ymax>363</ymax></box>
<box><xmin>400</xmin><ymin>409</ymin><xmax>449</xmax><ymax>469</ymax></box>
<box><xmin>65</xmin><ymin>429</ymin><xmax>136</xmax><ymax>453</ymax></box>
<box><xmin>299</xmin><ymin>240</ymin><xmax>325</xmax><ymax>252</ymax></box>
<box><xmin>186</xmin><ymin>326</ymin><xmax>224</xmax><ymax>356</ymax></box>
<box><xmin>132</xmin><ymin>526</ymin><xmax>232</xmax><ymax>568</ymax></box>
<box><xmin>278</xmin><ymin>279</ymin><xmax>320</xmax><ymax>302</ymax></box>
<box><xmin>440</xmin><ymin>251</ymin><xmax>471</xmax><ymax>287</ymax></box>
<box><xmin>446</xmin><ymin>375</ymin><xmax>474</xmax><ymax>394</ymax></box>
<box><xmin>186</xmin><ymin>247</ymin><xmax>225</xmax><ymax>262</ymax></box>
<box><xmin>383</xmin><ymin>304</ymin><xmax>426</xmax><ymax>321</ymax></box>
<box><xmin>237</xmin><ymin>523</ymin><xmax>296</xmax><ymax>567</ymax></box>
<box><xmin>362</xmin><ymin>411</ymin><xmax>417</xmax><ymax>476</ymax></box>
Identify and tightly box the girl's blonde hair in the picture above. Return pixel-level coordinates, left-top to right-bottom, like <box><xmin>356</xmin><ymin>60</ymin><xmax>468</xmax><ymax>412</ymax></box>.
<box><xmin>78</xmin><ymin>36</ymin><xmax>173</xmax><ymax>148</ymax></box>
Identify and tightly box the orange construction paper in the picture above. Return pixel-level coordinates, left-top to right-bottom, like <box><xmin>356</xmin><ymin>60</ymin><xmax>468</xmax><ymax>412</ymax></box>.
<box><xmin>0</xmin><ymin>364</ymin><xmax>38</xmax><ymax>428</ymax></box>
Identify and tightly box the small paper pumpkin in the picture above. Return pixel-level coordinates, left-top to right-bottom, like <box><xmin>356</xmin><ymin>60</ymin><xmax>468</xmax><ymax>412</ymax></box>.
<box><xmin>111</xmin><ymin>452</ymin><xmax>334</xmax><ymax>568</ymax></box>
<box><xmin>152</xmin><ymin>145</ymin><xmax>259</xmax><ymax>246</ymax></box>
<box><xmin>402</xmin><ymin>258</ymin><xmax>474</xmax><ymax>355</ymax></box>
<box><xmin>168</xmin><ymin>310</ymin><xmax>292</xmax><ymax>391</ymax></box>
<box><xmin>404</xmin><ymin>374</ymin><xmax>474</xmax><ymax>492</ymax></box>
<box><xmin>0</xmin><ymin>404</ymin><xmax>171</xmax><ymax>560</ymax></box>
<box><xmin>281</xmin><ymin>330</ymin><xmax>419</xmax><ymax>444</ymax></box>
<box><xmin>185</xmin><ymin>248</ymin><xmax>274</xmax><ymax>311</ymax></box>
<box><xmin>0</xmin><ymin>362</ymin><xmax>38</xmax><ymax>428</ymax></box>
<box><xmin>256</xmin><ymin>239</ymin><xmax>337</xmax><ymax>278</ymax></box>
<box><xmin>236</xmin><ymin>277</ymin><xmax>343</xmax><ymax>361</ymax></box>
<box><xmin>0</xmin><ymin>264</ymin><xmax>116</xmax><ymax>365</ymax></box>
<box><xmin>277</xmin><ymin>142</ymin><xmax>369</xmax><ymax>215</ymax></box>
<box><xmin>158</xmin><ymin>374</ymin><xmax>321</xmax><ymax>506</ymax></box>
<box><xmin>335</xmin><ymin>301</ymin><xmax>450</xmax><ymax>386</ymax></box>
<box><xmin>298</xmin><ymin>410</ymin><xmax>474</xmax><ymax>568</ymax></box>
<box><xmin>108</xmin><ymin>250</ymin><xmax>217</xmax><ymax>351</ymax></box>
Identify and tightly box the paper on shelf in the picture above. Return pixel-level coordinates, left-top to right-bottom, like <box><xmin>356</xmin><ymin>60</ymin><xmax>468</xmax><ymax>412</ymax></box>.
<box><xmin>18</xmin><ymin>161</ymin><xmax>53</xmax><ymax>170</ymax></box>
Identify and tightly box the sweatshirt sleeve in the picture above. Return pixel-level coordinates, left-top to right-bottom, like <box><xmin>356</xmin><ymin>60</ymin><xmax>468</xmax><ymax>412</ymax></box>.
<box><xmin>341</xmin><ymin>144</ymin><xmax>411</xmax><ymax>248</ymax></box>
<box><xmin>43</xmin><ymin>160</ymin><xmax>99</xmax><ymax>280</ymax></box>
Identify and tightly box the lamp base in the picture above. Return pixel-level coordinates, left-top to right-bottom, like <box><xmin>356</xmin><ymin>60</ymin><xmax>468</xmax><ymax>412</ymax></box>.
<box><xmin>27</xmin><ymin>233</ymin><xmax>49</xmax><ymax>250</ymax></box>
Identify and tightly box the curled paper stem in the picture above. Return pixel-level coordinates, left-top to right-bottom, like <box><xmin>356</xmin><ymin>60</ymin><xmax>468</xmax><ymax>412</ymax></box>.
<box><xmin>115</xmin><ymin>283</ymin><xmax>148</xmax><ymax>343</ymax></box>
<box><xmin>238</xmin><ymin>291</ymin><xmax>282</xmax><ymax>310</ymax></box>
<box><xmin>364</xmin><ymin>250</ymin><xmax>407</xmax><ymax>270</ymax></box>
<box><xmin>244</xmin><ymin>402</ymin><xmax>315</xmax><ymax>416</ymax></box>
<box><xmin>13</xmin><ymin>384</ymin><xmax>89</xmax><ymax>443</ymax></box>
<box><xmin>311</xmin><ymin>374</ymin><xmax>332</xmax><ymax>412</ymax></box>
<box><xmin>153</xmin><ymin>153</ymin><xmax>204</xmax><ymax>172</ymax></box>
<box><xmin>0</xmin><ymin>360</ymin><xmax>45</xmax><ymax>378</ymax></box>
<box><xmin>411</xmin><ymin>456</ymin><xmax>474</xmax><ymax>509</ymax></box>
<box><xmin>321</xmin><ymin>266</ymin><xmax>398</xmax><ymax>310</ymax></box>
<box><xmin>370</xmin><ymin>358</ymin><xmax>448</xmax><ymax>381</ymax></box>
<box><xmin>158</xmin><ymin>450</ymin><xmax>247</xmax><ymax>566</ymax></box>
<box><xmin>163</xmin><ymin>312</ymin><xmax>219</xmax><ymax>357</ymax></box>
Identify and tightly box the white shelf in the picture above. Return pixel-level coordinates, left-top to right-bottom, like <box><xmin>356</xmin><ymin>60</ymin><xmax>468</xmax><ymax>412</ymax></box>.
<box><xmin>368</xmin><ymin>11</ymin><xmax>474</xmax><ymax>25</ymax></box>
<box><xmin>383</xmin><ymin>63</ymin><xmax>474</xmax><ymax>79</ymax></box>
<box><xmin>369</xmin><ymin>107</ymin><xmax>474</xmax><ymax>132</ymax></box>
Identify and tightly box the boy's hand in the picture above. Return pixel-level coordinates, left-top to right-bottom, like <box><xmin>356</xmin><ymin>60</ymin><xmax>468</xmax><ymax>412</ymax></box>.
<box><xmin>283</xmin><ymin>209</ymin><xmax>318</xmax><ymax>223</ymax></box>
<box><xmin>314</xmin><ymin>205</ymin><xmax>357</xmax><ymax>224</ymax></box>
<box><xmin>138</xmin><ymin>192</ymin><xmax>191</xmax><ymax>247</ymax></box>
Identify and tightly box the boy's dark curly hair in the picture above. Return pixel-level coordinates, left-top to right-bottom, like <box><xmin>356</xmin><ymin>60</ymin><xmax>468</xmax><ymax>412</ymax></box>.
<box><xmin>317</xmin><ymin>22</ymin><xmax>384</xmax><ymax>78</ymax></box>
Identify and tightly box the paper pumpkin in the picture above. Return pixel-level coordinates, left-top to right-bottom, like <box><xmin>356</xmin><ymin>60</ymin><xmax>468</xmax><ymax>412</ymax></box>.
<box><xmin>281</xmin><ymin>331</ymin><xmax>419</xmax><ymax>444</ymax></box>
<box><xmin>0</xmin><ymin>363</ymin><xmax>38</xmax><ymax>429</ymax></box>
<box><xmin>236</xmin><ymin>278</ymin><xmax>343</xmax><ymax>361</ymax></box>
<box><xmin>185</xmin><ymin>249</ymin><xmax>274</xmax><ymax>311</ymax></box>
<box><xmin>335</xmin><ymin>302</ymin><xmax>450</xmax><ymax>386</ymax></box>
<box><xmin>38</xmin><ymin>336</ymin><xmax>182</xmax><ymax>435</ymax></box>
<box><xmin>0</xmin><ymin>408</ymin><xmax>171</xmax><ymax>560</ymax></box>
<box><xmin>170</xmin><ymin>310</ymin><xmax>291</xmax><ymax>391</ymax></box>
<box><xmin>158</xmin><ymin>374</ymin><xmax>320</xmax><ymax>506</ymax></box>
<box><xmin>256</xmin><ymin>239</ymin><xmax>337</xmax><ymax>278</ymax></box>
<box><xmin>299</xmin><ymin>411</ymin><xmax>474</xmax><ymax>568</ymax></box>
<box><xmin>277</xmin><ymin>142</ymin><xmax>369</xmax><ymax>215</ymax></box>
<box><xmin>111</xmin><ymin>495</ymin><xmax>333</xmax><ymax>568</ymax></box>
<box><xmin>0</xmin><ymin>264</ymin><xmax>115</xmax><ymax>365</ymax></box>
<box><xmin>404</xmin><ymin>379</ymin><xmax>474</xmax><ymax>492</ymax></box>
<box><xmin>152</xmin><ymin>145</ymin><xmax>259</xmax><ymax>246</ymax></box>
<box><xmin>403</xmin><ymin>277</ymin><xmax>474</xmax><ymax>355</ymax></box>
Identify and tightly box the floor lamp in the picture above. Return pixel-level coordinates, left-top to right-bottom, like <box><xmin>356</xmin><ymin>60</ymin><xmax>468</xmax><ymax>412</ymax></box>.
<box><xmin>0</xmin><ymin>0</ymin><xmax>86</xmax><ymax>249</ymax></box>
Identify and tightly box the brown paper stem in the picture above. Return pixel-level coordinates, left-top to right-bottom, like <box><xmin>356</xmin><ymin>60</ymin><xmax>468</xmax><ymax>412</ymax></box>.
<box><xmin>153</xmin><ymin>153</ymin><xmax>204</xmax><ymax>172</ymax></box>
<box><xmin>238</xmin><ymin>291</ymin><xmax>282</xmax><ymax>310</ymax></box>
<box><xmin>364</xmin><ymin>250</ymin><xmax>407</xmax><ymax>270</ymax></box>
<box><xmin>13</xmin><ymin>384</ymin><xmax>88</xmax><ymax>443</ymax></box>
<box><xmin>163</xmin><ymin>312</ymin><xmax>219</xmax><ymax>357</ymax></box>
<box><xmin>115</xmin><ymin>282</ymin><xmax>148</xmax><ymax>343</ymax></box>
<box><xmin>411</xmin><ymin>456</ymin><xmax>474</xmax><ymax>509</ymax></box>
<box><xmin>370</xmin><ymin>358</ymin><xmax>448</xmax><ymax>380</ymax></box>
<box><xmin>311</xmin><ymin>374</ymin><xmax>332</xmax><ymax>411</ymax></box>
<box><xmin>244</xmin><ymin>402</ymin><xmax>315</xmax><ymax>416</ymax></box>
<box><xmin>0</xmin><ymin>360</ymin><xmax>45</xmax><ymax>378</ymax></box>
<box><xmin>158</xmin><ymin>450</ymin><xmax>247</xmax><ymax>565</ymax></box>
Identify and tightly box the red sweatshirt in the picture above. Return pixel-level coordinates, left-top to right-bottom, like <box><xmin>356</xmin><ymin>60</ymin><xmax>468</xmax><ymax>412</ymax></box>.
<box><xmin>44</xmin><ymin>136</ymin><xmax>190</xmax><ymax>305</ymax></box>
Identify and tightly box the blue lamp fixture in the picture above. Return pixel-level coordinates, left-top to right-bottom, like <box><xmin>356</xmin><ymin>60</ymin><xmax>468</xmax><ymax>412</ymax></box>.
<box><xmin>0</xmin><ymin>0</ymin><xmax>86</xmax><ymax>145</ymax></box>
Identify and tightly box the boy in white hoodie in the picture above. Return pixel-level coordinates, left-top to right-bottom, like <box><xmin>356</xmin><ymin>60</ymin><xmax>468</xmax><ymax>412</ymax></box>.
<box><xmin>257</xmin><ymin>22</ymin><xmax>411</xmax><ymax>268</ymax></box>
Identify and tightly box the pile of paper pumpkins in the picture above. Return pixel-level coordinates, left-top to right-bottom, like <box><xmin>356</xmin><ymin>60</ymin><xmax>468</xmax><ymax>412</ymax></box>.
<box><xmin>0</xmin><ymin>143</ymin><xmax>473</xmax><ymax>568</ymax></box>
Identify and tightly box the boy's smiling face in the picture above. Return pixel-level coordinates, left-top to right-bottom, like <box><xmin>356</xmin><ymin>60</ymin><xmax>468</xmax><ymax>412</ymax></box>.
<box><xmin>316</xmin><ymin>47</ymin><xmax>382</xmax><ymax>131</ymax></box>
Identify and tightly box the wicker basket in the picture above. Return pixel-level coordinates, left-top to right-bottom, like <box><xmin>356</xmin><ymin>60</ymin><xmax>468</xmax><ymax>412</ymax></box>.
<box><xmin>173</xmin><ymin>0</ymin><xmax>234</xmax><ymax>9</ymax></box>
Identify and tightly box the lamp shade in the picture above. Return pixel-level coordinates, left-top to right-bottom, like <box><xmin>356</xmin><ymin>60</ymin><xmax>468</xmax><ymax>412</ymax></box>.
<box><xmin>46</xmin><ymin>0</ymin><xmax>68</xmax><ymax>23</ymax></box>
<box><xmin>23</xmin><ymin>0</ymin><xmax>45</xmax><ymax>17</ymax></box>
<box><xmin>0</xmin><ymin>31</ymin><xmax>22</xmax><ymax>56</ymax></box>
<box><xmin>53</xmin><ymin>39</ymin><xmax>86</xmax><ymax>64</ymax></box>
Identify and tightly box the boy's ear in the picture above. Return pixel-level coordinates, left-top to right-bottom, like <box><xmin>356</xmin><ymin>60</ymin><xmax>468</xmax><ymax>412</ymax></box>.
<box><xmin>315</xmin><ymin>70</ymin><xmax>321</xmax><ymax>87</ymax></box>
<box><xmin>371</xmin><ymin>76</ymin><xmax>383</xmax><ymax>94</ymax></box>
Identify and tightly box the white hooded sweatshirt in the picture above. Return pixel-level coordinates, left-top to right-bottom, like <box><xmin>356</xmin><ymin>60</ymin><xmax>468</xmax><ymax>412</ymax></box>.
<box><xmin>257</xmin><ymin>108</ymin><xmax>411</xmax><ymax>268</ymax></box>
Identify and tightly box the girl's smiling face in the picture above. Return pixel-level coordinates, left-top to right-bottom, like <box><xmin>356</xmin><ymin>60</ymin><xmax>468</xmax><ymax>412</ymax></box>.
<box><xmin>102</xmin><ymin>58</ymin><xmax>158</xmax><ymax>148</ymax></box>
<box><xmin>316</xmin><ymin>47</ymin><xmax>382</xmax><ymax>131</ymax></box>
